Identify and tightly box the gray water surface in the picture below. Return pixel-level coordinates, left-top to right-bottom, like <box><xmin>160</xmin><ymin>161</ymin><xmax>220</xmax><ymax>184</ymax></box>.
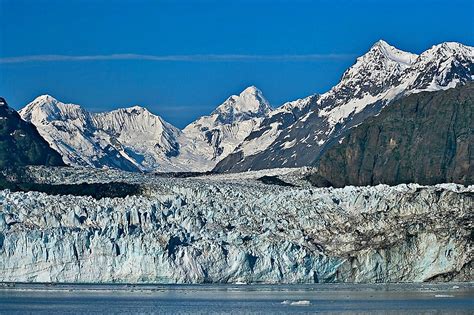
<box><xmin>0</xmin><ymin>283</ymin><xmax>472</xmax><ymax>314</ymax></box>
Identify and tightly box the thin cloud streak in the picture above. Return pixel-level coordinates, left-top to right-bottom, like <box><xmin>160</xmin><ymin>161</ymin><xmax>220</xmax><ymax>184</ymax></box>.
<box><xmin>0</xmin><ymin>53</ymin><xmax>356</xmax><ymax>64</ymax></box>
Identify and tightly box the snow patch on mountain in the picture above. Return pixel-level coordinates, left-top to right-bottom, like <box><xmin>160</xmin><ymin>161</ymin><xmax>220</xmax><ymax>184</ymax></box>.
<box><xmin>234</xmin><ymin>95</ymin><xmax>317</xmax><ymax>158</ymax></box>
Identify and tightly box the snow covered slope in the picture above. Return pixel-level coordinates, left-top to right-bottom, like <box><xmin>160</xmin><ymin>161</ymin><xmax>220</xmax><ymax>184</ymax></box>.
<box><xmin>225</xmin><ymin>95</ymin><xmax>318</xmax><ymax>165</ymax></box>
<box><xmin>0</xmin><ymin>97</ymin><xmax>64</xmax><ymax>168</ymax></box>
<box><xmin>215</xmin><ymin>40</ymin><xmax>474</xmax><ymax>172</ymax></box>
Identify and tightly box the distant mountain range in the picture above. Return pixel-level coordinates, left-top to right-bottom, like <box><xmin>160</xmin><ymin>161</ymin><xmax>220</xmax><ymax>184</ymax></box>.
<box><xmin>19</xmin><ymin>86</ymin><xmax>272</xmax><ymax>172</ymax></box>
<box><xmin>9</xmin><ymin>40</ymin><xmax>474</xmax><ymax>177</ymax></box>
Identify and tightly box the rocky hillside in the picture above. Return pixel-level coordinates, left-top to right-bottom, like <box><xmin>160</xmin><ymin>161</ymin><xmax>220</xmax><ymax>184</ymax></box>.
<box><xmin>0</xmin><ymin>167</ymin><xmax>471</xmax><ymax>283</ymax></box>
<box><xmin>309</xmin><ymin>83</ymin><xmax>473</xmax><ymax>187</ymax></box>
<box><xmin>0</xmin><ymin>97</ymin><xmax>64</xmax><ymax>169</ymax></box>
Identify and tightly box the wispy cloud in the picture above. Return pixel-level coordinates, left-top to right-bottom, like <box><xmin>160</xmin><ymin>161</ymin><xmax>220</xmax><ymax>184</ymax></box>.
<box><xmin>0</xmin><ymin>53</ymin><xmax>355</xmax><ymax>64</ymax></box>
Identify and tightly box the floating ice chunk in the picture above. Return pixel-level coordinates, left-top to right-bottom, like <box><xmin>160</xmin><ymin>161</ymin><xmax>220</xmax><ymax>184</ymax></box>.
<box><xmin>290</xmin><ymin>300</ymin><xmax>311</xmax><ymax>306</ymax></box>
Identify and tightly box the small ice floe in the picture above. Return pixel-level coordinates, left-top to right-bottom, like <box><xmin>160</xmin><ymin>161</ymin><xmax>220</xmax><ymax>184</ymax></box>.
<box><xmin>234</xmin><ymin>281</ymin><xmax>247</xmax><ymax>285</ymax></box>
<box><xmin>435</xmin><ymin>294</ymin><xmax>454</xmax><ymax>298</ymax></box>
<box><xmin>291</xmin><ymin>300</ymin><xmax>311</xmax><ymax>306</ymax></box>
<box><xmin>281</xmin><ymin>300</ymin><xmax>311</xmax><ymax>306</ymax></box>
<box><xmin>452</xmin><ymin>285</ymin><xmax>460</xmax><ymax>289</ymax></box>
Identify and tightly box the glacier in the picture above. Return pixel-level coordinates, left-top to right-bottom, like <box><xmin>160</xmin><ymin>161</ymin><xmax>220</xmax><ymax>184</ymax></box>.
<box><xmin>0</xmin><ymin>167</ymin><xmax>472</xmax><ymax>283</ymax></box>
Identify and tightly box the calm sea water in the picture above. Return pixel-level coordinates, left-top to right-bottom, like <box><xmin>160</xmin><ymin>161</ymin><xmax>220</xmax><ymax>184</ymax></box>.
<box><xmin>0</xmin><ymin>283</ymin><xmax>472</xmax><ymax>314</ymax></box>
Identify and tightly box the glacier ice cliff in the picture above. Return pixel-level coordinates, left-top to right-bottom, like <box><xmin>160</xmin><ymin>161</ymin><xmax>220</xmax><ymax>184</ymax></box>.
<box><xmin>0</xmin><ymin>171</ymin><xmax>472</xmax><ymax>284</ymax></box>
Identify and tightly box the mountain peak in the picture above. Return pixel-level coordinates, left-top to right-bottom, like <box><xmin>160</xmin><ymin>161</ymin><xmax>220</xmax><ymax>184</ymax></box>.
<box><xmin>423</xmin><ymin>42</ymin><xmax>474</xmax><ymax>58</ymax></box>
<box><xmin>121</xmin><ymin>105</ymin><xmax>150</xmax><ymax>114</ymax></box>
<box><xmin>24</xmin><ymin>95</ymin><xmax>80</xmax><ymax>114</ymax></box>
<box><xmin>20</xmin><ymin>95</ymin><xmax>60</xmax><ymax>120</ymax></box>
<box><xmin>402</xmin><ymin>42</ymin><xmax>474</xmax><ymax>92</ymax></box>
<box><xmin>240</xmin><ymin>85</ymin><xmax>260</xmax><ymax>95</ymax></box>
<box><xmin>211</xmin><ymin>86</ymin><xmax>271</xmax><ymax>124</ymax></box>
<box><xmin>95</xmin><ymin>105</ymin><xmax>170</xmax><ymax>128</ymax></box>
<box><xmin>367</xmin><ymin>40</ymin><xmax>418</xmax><ymax>65</ymax></box>
<box><xmin>332</xmin><ymin>41</ymin><xmax>418</xmax><ymax>101</ymax></box>
<box><xmin>34</xmin><ymin>94</ymin><xmax>59</xmax><ymax>103</ymax></box>
<box><xmin>20</xmin><ymin>95</ymin><xmax>88</xmax><ymax>124</ymax></box>
<box><xmin>372</xmin><ymin>39</ymin><xmax>391</xmax><ymax>49</ymax></box>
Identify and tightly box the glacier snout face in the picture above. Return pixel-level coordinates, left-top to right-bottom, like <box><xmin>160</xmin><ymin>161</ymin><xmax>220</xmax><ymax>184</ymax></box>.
<box><xmin>0</xmin><ymin>178</ymin><xmax>471</xmax><ymax>284</ymax></box>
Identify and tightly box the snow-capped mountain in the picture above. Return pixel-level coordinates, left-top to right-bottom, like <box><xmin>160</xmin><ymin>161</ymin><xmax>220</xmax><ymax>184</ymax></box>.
<box><xmin>182</xmin><ymin>85</ymin><xmax>272</xmax><ymax>162</ymax></box>
<box><xmin>214</xmin><ymin>40</ymin><xmax>474</xmax><ymax>172</ymax></box>
<box><xmin>20</xmin><ymin>96</ymin><xmax>187</xmax><ymax>172</ymax></box>
<box><xmin>206</xmin><ymin>85</ymin><xmax>271</xmax><ymax>124</ymax></box>
<box><xmin>404</xmin><ymin>42</ymin><xmax>474</xmax><ymax>92</ymax></box>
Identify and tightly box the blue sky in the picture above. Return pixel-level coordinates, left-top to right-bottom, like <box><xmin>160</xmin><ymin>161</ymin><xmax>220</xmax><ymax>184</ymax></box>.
<box><xmin>1</xmin><ymin>0</ymin><xmax>473</xmax><ymax>128</ymax></box>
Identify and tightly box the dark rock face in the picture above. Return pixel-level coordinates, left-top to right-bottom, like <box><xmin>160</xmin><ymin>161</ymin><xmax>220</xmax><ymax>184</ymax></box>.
<box><xmin>256</xmin><ymin>175</ymin><xmax>295</xmax><ymax>187</ymax></box>
<box><xmin>0</xmin><ymin>97</ymin><xmax>64</xmax><ymax>168</ymax></box>
<box><xmin>0</xmin><ymin>171</ymin><xmax>142</xmax><ymax>199</ymax></box>
<box><xmin>309</xmin><ymin>84</ymin><xmax>474</xmax><ymax>187</ymax></box>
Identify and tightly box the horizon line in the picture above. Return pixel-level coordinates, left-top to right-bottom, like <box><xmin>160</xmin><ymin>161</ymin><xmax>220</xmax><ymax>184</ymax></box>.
<box><xmin>0</xmin><ymin>53</ymin><xmax>357</xmax><ymax>64</ymax></box>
